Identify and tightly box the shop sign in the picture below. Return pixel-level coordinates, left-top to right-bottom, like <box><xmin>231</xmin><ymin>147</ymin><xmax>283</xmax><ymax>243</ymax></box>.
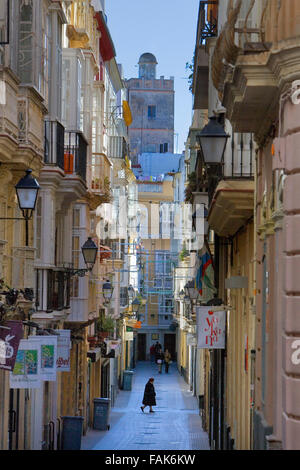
<box><xmin>29</xmin><ymin>336</ymin><xmax>58</xmax><ymax>381</ymax></box>
<box><xmin>125</xmin><ymin>331</ymin><xmax>133</xmax><ymax>341</ymax></box>
<box><xmin>0</xmin><ymin>321</ymin><xmax>23</xmax><ymax>371</ymax></box>
<box><xmin>56</xmin><ymin>330</ymin><xmax>71</xmax><ymax>372</ymax></box>
<box><xmin>196</xmin><ymin>306</ymin><xmax>226</xmax><ymax>349</ymax></box>
<box><xmin>10</xmin><ymin>338</ymin><xmax>41</xmax><ymax>389</ymax></box>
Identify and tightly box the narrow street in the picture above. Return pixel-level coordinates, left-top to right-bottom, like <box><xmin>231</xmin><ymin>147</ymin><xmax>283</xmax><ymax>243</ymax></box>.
<box><xmin>81</xmin><ymin>362</ymin><xmax>210</xmax><ymax>451</ymax></box>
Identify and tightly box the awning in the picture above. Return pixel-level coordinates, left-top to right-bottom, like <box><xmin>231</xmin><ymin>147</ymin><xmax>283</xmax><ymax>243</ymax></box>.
<box><xmin>94</xmin><ymin>11</ymin><xmax>116</xmax><ymax>62</ymax></box>
<box><xmin>106</xmin><ymin>340</ymin><xmax>121</xmax><ymax>357</ymax></box>
<box><xmin>99</xmin><ymin>245</ymin><xmax>112</xmax><ymax>262</ymax></box>
<box><xmin>87</xmin><ymin>348</ymin><xmax>101</xmax><ymax>363</ymax></box>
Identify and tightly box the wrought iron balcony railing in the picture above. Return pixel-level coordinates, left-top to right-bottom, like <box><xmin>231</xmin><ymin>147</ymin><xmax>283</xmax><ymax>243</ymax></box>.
<box><xmin>64</xmin><ymin>131</ymin><xmax>88</xmax><ymax>182</ymax></box>
<box><xmin>199</xmin><ymin>1</ymin><xmax>218</xmax><ymax>44</ymax></box>
<box><xmin>197</xmin><ymin>132</ymin><xmax>254</xmax><ymax>204</ymax></box>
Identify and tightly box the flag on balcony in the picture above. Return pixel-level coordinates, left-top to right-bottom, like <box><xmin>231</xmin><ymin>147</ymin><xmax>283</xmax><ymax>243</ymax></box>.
<box><xmin>195</xmin><ymin>248</ymin><xmax>216</xmax><ymax>302</ymax></box>
<box><xmin>123</xmin><ymin>100</ymin><xmax>133</xmax><ymax>127</ymax></box>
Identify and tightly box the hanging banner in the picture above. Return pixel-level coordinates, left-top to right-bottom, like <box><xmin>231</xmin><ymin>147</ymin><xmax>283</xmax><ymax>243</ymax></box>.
<box><xmin>29</xmin><ymin>336</ymin><xmax>58</xmax><ymax>381</ymax></box>
<box><xmin>10</xmin><ymin>338</ymin><xmax>41</xmax><ymax>389</ymax></box>
<box><xmin>196</xmin><ymin>306</ymin><xmax>226</xmax><ymax>349</ymax></box>
<box><xmin>0</xmin><ymin>321</ymin><xmax>23</xmax><ymax>371</ymax></box>
<box><xmin>56</xmin><ymin>330</ymin><xmax>71</xmax><ymax>372</ymax></box>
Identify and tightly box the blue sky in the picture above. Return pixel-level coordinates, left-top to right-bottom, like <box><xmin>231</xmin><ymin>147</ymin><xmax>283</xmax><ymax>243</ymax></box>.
<box><xmin>105</xmin><ymin>0</ymin><xmax>199</xmax><ymax>154</ymax></box>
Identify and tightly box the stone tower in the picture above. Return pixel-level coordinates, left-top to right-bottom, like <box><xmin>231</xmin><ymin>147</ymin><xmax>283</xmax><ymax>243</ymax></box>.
<box><xmin>138</xmin><ymin>52</ymin><xmax>157</xmax><ymax>80</ymax></box>
<box><xmin>126</xmin><ymin>54</ymin><xmax>175</xmax><ymax>161</ymax></box>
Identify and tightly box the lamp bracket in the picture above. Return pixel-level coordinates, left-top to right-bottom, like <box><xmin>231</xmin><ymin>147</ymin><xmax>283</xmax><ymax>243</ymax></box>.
<box><xmin>64</xmin><ymin>268</ymin><xmax>90</xmax><ymax>278</ymax></box>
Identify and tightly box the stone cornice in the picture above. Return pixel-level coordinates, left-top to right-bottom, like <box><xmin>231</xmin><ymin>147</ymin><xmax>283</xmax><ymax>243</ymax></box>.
<box><xmin>223</xmin><ymin>41</ymin><xmax>300</xmax><ymax>146</ymax></box>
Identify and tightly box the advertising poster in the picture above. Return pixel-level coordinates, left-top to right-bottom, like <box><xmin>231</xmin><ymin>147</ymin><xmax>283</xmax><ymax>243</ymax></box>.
<box><xmin>196</xmin><ymin>306</ymin><xmax>226</xmax><ymax>349</ymax></box>
<box><xmin>56</xmin><ymin>330</ymin><xmax>71</xmax><ymax>372</ymax></box>
<box><xmin>0</xmin><ymin>321</ymin><xmax>23</xmax><ymax>371</ymax></box>
<box><xmin>29</xmin><ymin>336</ymin><xmax>58</xmax><ymax>381</ymax></box>
<box><xmin>10</xmin><ymin>339</ymin><xmax>41</xmax><ymax>389</ymax></box>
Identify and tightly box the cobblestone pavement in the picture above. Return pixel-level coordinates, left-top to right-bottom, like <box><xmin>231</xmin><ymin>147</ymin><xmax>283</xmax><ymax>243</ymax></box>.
<box><xmin>81</xmin><ymin>361</ymin><xmax>210</xmax><ymax>450</ymax></box>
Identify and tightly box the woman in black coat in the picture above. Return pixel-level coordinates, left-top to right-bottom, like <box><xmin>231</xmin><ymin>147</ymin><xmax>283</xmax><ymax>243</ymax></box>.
<box><xmin>141</xmin><ymin>378</ymin><xmax>156</xmax><ymax>413</ymax></box>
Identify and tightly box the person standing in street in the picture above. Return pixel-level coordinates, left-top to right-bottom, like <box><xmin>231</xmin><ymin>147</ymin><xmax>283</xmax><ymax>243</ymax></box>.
<box><xmin>164</xmin><ymin>349</ymin><xmax>171</xmax><ymax>373</ymax></box>
<box><xmin>141</xmin><ymin>378</ymin><xmax>156</xmax><ymax>413</ymax></box>
<box><xmin>156</xmin><ymin>348</ymin><xmax>164</xmax><ymax>374</ymax></box>
<box><xmin>154</xmin><ymin>341</ymin><xmax>162</xmax><ymax>355</ymax></box>
<box><xmin>150</xmin><ymin>344</ymin><xmax>155</xmax><ymax>362</ymax></box>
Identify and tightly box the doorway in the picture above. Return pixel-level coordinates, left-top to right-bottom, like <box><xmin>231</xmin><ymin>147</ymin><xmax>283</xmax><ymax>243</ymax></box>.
<box><xmin>137</xmin><ymin>334</ymin><xmax>146</xmax><ymax>361</ymax></box>
<box><xmin>164</xmin><ymin>334</ymin><xmax>176</xmax><ymax>360</ymax></box>
<box><xmin>101</xmin><ymin>362</ymin><xmax>110</xmax><ymax>398</ymax></box>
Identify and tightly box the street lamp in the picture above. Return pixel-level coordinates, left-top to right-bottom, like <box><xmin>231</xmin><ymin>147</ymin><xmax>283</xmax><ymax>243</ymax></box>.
<box><xmin>102</xmin><ymin>280</ymin><xmax>114</xmax><ymax>304</ymax></box>
<box><xmin>184</xmin><ymin>281</ymin><xmax>200</xmax><ymax>303</ymax></box>
<box><xmin>179</xmin><ymin>289</ymin><xmax>185</xmax><ymax>301</ymax></box>
<box><xmin>66</xmin><ymin>237</ymin><xmax>98</xmax><ymax>277</ymax></box>
<box><xmin>128</xmin><ymin>285</ymin><xmax>135</xmax><ymax>302</ymax></box>
<box><xmin>131</xmin><ymin>297</ymin><xmax>141</xmax><ymax>315</ymax></box>
<box><xmin>15</xmin><ymin>169</ymin><xmax>40</xmax><ymax>220</ymax></box>
<box><xmin>81</xmin><ymin>237</ymin><xmax>98</xmax><ymax>271</ymax></box>
<box><xmin>197</xmin><ymin>116</ymin><xmax>230</xmax><ymax>165</ymax></box>
<box><xmin>0</xmin><ymin>169</ymin><xmax>40</xmax><ymax>246</ymax></box>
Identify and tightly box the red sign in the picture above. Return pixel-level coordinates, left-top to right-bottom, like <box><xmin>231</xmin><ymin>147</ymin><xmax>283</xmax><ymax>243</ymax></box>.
<box><xmin>196</xmin><ymin>307</ymin><xmax>226</xmax><ymax>349</ymax></box>
<box><xmin>0</xmin><ymin>321</ymin><xmax>23</xmax><ymax>371</ymax></box>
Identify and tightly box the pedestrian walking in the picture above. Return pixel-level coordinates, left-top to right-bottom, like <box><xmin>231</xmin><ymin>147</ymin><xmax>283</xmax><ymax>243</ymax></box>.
<box><xmin>141</xmin><ymin>377</ymin><xmax>156</xmax><ymax>413</ymax></box>
<box><xmin>156</xmin><ymin>348</ymin><xmax>164</xmax><ymax>374</ymax></box>
<box><xmin>164</xmin><ymin>349</ymin><xmax>171</xmax><ymax>373</ymax></box>
<box><xmin>150</xmin><ymin>344</ymin><xmax>155</xmax><ymax>362</ymax></box>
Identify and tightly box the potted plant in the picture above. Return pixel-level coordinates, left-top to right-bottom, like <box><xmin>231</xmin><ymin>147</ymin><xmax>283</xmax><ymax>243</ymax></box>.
<box><xmin>96</xmin><ymin>315</ymin><xmax>115</xmax><ymax>340</ymax></box>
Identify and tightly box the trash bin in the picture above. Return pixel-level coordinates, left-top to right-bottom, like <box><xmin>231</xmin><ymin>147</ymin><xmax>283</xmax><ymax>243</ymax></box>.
<box><xmin>93</xmin><ymin>398</ymin><xmax>111</xmax><ymax>431</ymax></box>
<box><xmin>123</xmin><ymin>370</ymin><xmax>134</xmax><ymax>390</ymax></box>
<box><xmin>61</xmin><ymin>416</ymin><xmax>84</xmax><ymax>450</ymax></box>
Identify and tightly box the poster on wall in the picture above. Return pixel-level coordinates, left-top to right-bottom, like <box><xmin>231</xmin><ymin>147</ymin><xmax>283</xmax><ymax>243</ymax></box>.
<box><xmin>56</xmin><ymin>330</ymin><xmax>71</xmax><ymax>372</ymax></box>
<box><xmin>0</xmin><ymin>321</ymin><xmax>23</xmax><ymax>371</ymax></box>
<box><xmin>196</xmin><ymin>306</ymin><xmax>226</xmax><ymax>349</ymax></box>
<box><xmin>10</xmin><ymin>338</ymin><xmax>41</xmax><ymax>389</ymax></box>
<box><xmin>29</xmin><ymin>336</ymin><xmax>58</xmax><ymax>381</ymax></box>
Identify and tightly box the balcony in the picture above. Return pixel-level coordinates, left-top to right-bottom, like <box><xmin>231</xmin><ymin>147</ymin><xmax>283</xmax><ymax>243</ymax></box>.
<box><xmin>64</xmin><ymin>131</ymin><xmax>88</xmax><ymax>182</ymax></box>
<box><xmin>90</xmin><ymin>153</ymin><xmax>112</xmax><ymax>202</ymax></box>
<box><xmin>212</xmin><ymin>0</ymin><xmax>300</xmax><ymax>143</ymax></box>
<box><xmin>108</xmin><ymin>136</ymin><xmax>128</xmax><ymax>160</ymax></box>
<box><xmin>203</xmin><ymin>132</ymin><xmax>255</xmax><ymax>237</ymax></box>
<box><xmin>198</xmin><ymin>1</ymin><xmax>218</xmax><ymax>45</ymax></box>
<box><xmin>35</xmin><ymin>268</ymin><xmax>70</xmax><ymax>314</ymax></box>
<box><xmin>44</xmin><ymin>120</ymin><xmax>65</xmax><ymax>170</ymax></box>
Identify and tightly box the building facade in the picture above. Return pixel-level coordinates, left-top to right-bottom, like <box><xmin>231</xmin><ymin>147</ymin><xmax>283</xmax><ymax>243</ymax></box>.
<box><xmin>176</xmin><ymin>0</ymin><xmax>300</xmax><ymax>451</ymax></box>
<box><xmin>0</xmin><ymin>0</ymin><xmax>135</xmax><ymax>450</ymax></box>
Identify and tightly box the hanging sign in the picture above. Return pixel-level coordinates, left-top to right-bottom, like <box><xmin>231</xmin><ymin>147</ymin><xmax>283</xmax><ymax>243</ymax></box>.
<box><xmin>125</xmin><ymin>331</ymin><xmax>133</xmax><ymax>341</ymax></box>
<box><xmin>0</xmin><ymin>321</ymin><xmax>23</xmax><ymax>371</ymax></box>
<box><xmin>196</xmin><ymin>306</ymin><xmax>226</xmax><ymax>349</ymax></box>
<box><xmin>29</xmin><ymin>336</ymin><xmax>58</xmax><ymax>381</ymax></box>
<box><xmin>56</xmin><ymin>330</ymin><xmax>71</xmax><ymax>372</ymax></box>
<box><xmin>10</xmin><ymin>338</ymin><xmax>41</xmax><ymax>389</ymax></box>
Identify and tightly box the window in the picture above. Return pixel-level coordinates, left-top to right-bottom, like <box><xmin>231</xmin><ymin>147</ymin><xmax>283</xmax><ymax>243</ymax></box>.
<box><xmin>160</xmin><ymin>143</ymin><xmax>169</xmax><ymax>153</ymax></box>
<box><xmin>18</xmin><ymin>1</ymin><xmax>33</xmax><ymax>84</ymax></box>
<box><xmin>148</xmin><ymin>105</ymin><xmax>156</xmax><ymax>119</ymax></box>
<box><xmin>73</xmin><ymin>208</ymin><xmax>80</xmax><ymax>228</ymax></box>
